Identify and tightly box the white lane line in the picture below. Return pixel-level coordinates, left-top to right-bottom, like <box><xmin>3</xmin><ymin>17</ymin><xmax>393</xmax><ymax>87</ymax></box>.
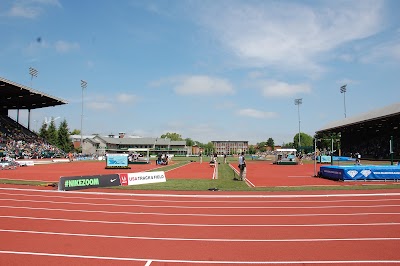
<box><xmin>1</xmin><ymin>198</ymin><xmax>400</xmax><ymax>209</ymax></box>
<box><xmin>2</xmin><ymin>215</ymin><xmax>400</xmax><ymax>228</ymax></box>
<box><xmin>1</xmin><ymin>229</ymin><xmax>400</xmax><ymax>242</ymax></box>
<box><xmin>2</xmin><ymin>205</ymin><xmax>400</xmax><ymax>217</ymax></box>
<box><xmin>3</xmin><ymin>191</ymin><xmax>400</xmax><ymax>204</ymax></box>
<box><xmin>2</xmin><ymin>187</ymin><xmax>400</xmax><ymax>199</ymax></box>
<box><xmin>144</xmin><ymin>260</ymin><xmax>152</xmax><ymax>266</ymax></box>
<box><xmin>1</xmin><ymin>250</ymin><xmax>399</xmax><ymax>264</ymax></box>
<box><xmin>244</xmin><ymin>178</ymin><xmax>255</xmax><ymax>187</ymax></box>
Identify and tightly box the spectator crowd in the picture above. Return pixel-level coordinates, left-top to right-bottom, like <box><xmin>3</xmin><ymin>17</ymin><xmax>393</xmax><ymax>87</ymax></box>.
<box><xmin>0</xmin><ymin>115</ymin><xmax>66</xmax><ymax>160</ymax></box>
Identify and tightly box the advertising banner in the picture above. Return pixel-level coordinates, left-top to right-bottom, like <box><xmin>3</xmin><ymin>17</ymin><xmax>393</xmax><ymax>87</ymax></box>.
<box><xmin>342</xmin><ymin>166</ymin><xmax>400</xmax><ymax>181</ymax></box>
<box><xmin>319</xmin><ymin>156</ymin><xmax>332</xmax><ymax>163</ymax></box>
<box><xmin>320</xmin><ymin>165</ymin><xmax>400</xmax><ymax>181</ymax></box>
<box><xmin>59</xmin><ymin>174</ymin><xmax>121</xmax><ymax>191</ymax></box>
<box><xmin>118</xmin><ymin>171</ymin><xmax>166</xmax><ymax>186</ymax></box>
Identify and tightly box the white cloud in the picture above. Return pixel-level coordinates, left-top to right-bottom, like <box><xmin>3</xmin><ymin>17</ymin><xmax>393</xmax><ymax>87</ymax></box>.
<box><xmin>260</xmin><ymin>80</ymin><xmax>311</xmax><ymax>97</ymax></box>
<box><xmin>174</xmin><ymin>75</ymin><xmax>234</xmax><ymax>95</ymax></box>
<box><xmin>55</xmin><ymin>41</ymin><xmax>80</xmax><ymax>53</ymax></box>
<box><xmin>237</xmin><ymin>108</ymin><xmax>277</xmax><ymax>119</ymax></box>
<box><xmin>215</xmin><ymin>100</ymin><xmax>236</xmax><ymax>110</ymax></box>
<box><xmin>248</xmin><ymin>71</ymin><xmax>264</xmax><ymax>79</ymax></box>
<box><xmin>86</xmin><ymin>93</ymin><xmax>138</xmax><ymax>111</ymax></box>
<box><xmin>194</xmin><ymin>0</ymin><xmax>385</xmax><ymax>73</ymax></box>
<box><xmin>33</xmin><ymin>0</ymin><xmax>61</xmax><ymax>7</ymax></box>
<box><xmin>24</xmin><ymin>39</ymin><xmax>49</xmax><ymax>56</ymax></box>
<box><xmin>8</xmin><ymin>4</ymin><xmax>41</xmax><ymax>18</ymax></box>
<box><xmin>116</xmin><ymin>93</ymin><xmax>138</xmax><ymax>104</ymax></box>
<box><xmin>360</xmin><ymin>40</ymin><xmax>400</xmax><ymax>63</ymax></box>
<box><xmin>8</xmin><ymin>0</ymin><xmax>61</xmax><ymax>18</ymax></box>
<box><xmin>87</xmin><ymin>102</ymin><xmax>113</xmax><ymax>111</ymax></box>
<box><xmin>337</xmin><ymin>54</ymin><xmax>355</xmax><ymax>63</ymax></box>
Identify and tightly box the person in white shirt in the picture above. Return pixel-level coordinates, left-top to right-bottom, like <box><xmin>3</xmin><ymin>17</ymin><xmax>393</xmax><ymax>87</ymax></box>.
<box><xmin>238</xmin><ymin>152</ymin><xmax>246</xmax><ymax>181</ymax></box>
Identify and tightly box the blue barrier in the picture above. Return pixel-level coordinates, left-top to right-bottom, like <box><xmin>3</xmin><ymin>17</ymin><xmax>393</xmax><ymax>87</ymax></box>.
<box><xmin>320</xmin><ymin>165</ymin><xmax>400</xmax><ymax>181</ymax></box>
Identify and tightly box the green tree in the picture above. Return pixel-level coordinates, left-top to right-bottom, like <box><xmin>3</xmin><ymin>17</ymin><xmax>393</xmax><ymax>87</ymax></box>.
<box><xmin>256</xmin><ymin>141</ymin><xmax>267</xmax><ymax>152</ymax></box>
<box><xmin>204</xmin><ymin>142</ymin><xmax>215</xmax><ymax>155</ymax></box>
<box><xmin>70</xmin><ymin>129</ymin><xmax>81</xmax><ymax>135</ymax></box>
<box><xmin>294</xmin><ymin>132</ymin><xmax>313</xmax><ymax>150</ymax></box>
<box><xmin>248</xmin><ymin>145</ymin><xmax>256</xmax><ymax>154</ymax></box>
<box><xmin>185</xmin><ymin>138</ymin><xmax>195</xmax><ymax>147</ymax></box>
<box><xmin>39</xmin><ymin>122</ymin><xmax>48</xmax><ymax>140</ymax></box>
<box><xmin>47</xmin><ymin>119</ymin><xmax>58</xmax><ymax>146</ymax></box>
<box><xmin>160</xmin><ymin>132</ymin><xmax>183</xmax><ymax>141</ymax></box>
<box><xmin>57</xmin><ymin>119</ymin><xmax>71</xmax><ymax>152</ymax></box>
<box><xmin>266</xmin><ymin>137</ymin><xmax>275</xmax><ymax>150</ymax></box>
<box><xmin>282</xmin><ymin>142</ymin><xmax>294</xmax><ymax>148</ymax></box>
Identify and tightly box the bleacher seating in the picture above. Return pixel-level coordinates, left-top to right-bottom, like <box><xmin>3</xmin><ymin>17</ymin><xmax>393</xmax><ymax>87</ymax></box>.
<box><xmin>0</xmin><ymin>115</ymin><xmax>66</xmax><ymax>159</ymax></box>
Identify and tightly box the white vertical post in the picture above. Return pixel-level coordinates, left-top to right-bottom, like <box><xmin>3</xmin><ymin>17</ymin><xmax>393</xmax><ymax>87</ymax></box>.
<box><xmin>80</xmin><ymin>80</ymin><xmax>87</xmax><ymax>149</ymax></box>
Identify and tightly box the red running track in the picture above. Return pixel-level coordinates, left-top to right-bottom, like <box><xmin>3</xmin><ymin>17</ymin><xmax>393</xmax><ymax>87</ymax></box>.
<box><xmin>0</xmin><ymin>161</ymin><xmax>215</xmax><ymax>182</ymax></box>
<box><xmin>165</xmin><ymin>162</ymin><xmax>215</xmax><ymax>179</ymax></box>
<box><xmin>1</xmin><ymin>185</ymin><xmax>400</xmax><ymax>265</ymax></box>
<box><xmin>2</xmin><ymin>160</ymin><xmax>397</xmax><ymax>188</ymax></box>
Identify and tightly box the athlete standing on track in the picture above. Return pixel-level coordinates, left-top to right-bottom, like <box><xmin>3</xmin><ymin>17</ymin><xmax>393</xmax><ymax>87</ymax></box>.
<box><xmin>238</xmin><ymin>152</ymin><xmax>246</xmax><ymax>181</ymax></box>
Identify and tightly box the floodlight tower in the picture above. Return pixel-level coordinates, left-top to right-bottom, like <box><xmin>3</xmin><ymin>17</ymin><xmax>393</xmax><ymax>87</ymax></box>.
<box><xmin>29</xmin><ymin>67</ymin><xmax>38</xmax><ymax>87</ymax></box>
<box><xmin>340</xmin><ymin>84</ymin><xmax>347</xmax><ymax>118</ymax></box>
<box><xmin>80</xmin><ymin>80</ymin><xmax>87</xmax><ymax>149</ymax></box>
<box><xmin>294</xmin><ymin>98</ymin><xmax>302</xmax><ymax>149</ymax></box>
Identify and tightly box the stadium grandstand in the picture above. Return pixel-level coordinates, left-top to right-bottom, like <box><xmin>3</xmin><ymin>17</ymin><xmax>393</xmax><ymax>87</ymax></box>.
<box><xmin>316</xmin><ymin>102</ymin><xmax>400</xmax><ymax>161</ymax></box>
<box><xmin>0</xmin><ymin>76</ymin><xmax>68</xmax><ymax>159</ymax></box>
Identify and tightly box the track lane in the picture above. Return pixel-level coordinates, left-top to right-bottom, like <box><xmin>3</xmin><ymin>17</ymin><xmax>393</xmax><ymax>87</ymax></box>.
<box><xmin>1</xmin><ymin>187</ymin><xmax>400</xmax><ymax>264</ymax></box>
<box><xmin>0</xmin><ymin>230</ymin><xmax>400</xmax><ymax>262</ymax></box>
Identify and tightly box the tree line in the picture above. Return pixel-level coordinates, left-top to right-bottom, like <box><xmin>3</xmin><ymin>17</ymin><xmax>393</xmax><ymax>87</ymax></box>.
<box><xmin>38</xmin><ymin>118</ymin><xmax>75</xmax><ymax>153</ymax></box>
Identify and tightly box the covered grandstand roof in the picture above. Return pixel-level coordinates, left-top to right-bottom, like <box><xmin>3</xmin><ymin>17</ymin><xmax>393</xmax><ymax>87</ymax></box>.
<box><xmin>317</xmin><ymin>102</ymin><xmax>400</xmax><ymax>133</ymax></box>
<box><xmin>0</xmin><ymin>76</ymin><xmax>67</xmax><ymax>110</ymax></box>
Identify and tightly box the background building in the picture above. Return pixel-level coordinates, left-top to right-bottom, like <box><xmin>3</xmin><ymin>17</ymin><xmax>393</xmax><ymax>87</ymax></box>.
<box><xmin>82</xmin><ymin>135</ymin><xmax>187</xmax><ymax>156</ymax></box>
<box><xmin>212</xmin><ymin>140</ymin><xmax>248</xmax><ymax>155</ymax></box>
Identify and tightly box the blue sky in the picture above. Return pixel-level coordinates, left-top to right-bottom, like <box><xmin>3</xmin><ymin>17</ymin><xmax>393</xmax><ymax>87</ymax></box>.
<box><xmin>1</xmin><ymin>0</ymin><xmax>399</xmax><ymax>145</ymax></box>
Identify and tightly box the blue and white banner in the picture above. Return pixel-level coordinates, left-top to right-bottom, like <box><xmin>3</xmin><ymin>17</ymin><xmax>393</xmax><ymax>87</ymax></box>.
<box><xmin>106</xmin><ymin>154</ymin><xmax>128</xmax><ymax>167</ymax></box>
<box><xmin>320</xmin><ymin>165</ymin><xmax>400</xmax><ymax>181</ymax></box>
<box><xmin>319</xmin><ymin>156</ymin><xmax>331</xmax><ymax>163</ymax></box>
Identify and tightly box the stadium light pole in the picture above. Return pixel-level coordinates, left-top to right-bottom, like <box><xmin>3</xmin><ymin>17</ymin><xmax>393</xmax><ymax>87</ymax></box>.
<box><xmin>80</xmin><ymin>80</ymin><xmax>87</xmax><ymax>150</ymax></box>
<box><xmin>29</xmin><ymin>67</ymin><xmax>38</xmax><ymax>87</ymax></box>
<box><xmin>294</xmin><ymin>98</ymin><xmax>302</xmax><ymax>149</ymax></box>
<box><xmin>340</xmin><ymin>84</ymin><xmax>347</xmax><ymax>118</ymax></box>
